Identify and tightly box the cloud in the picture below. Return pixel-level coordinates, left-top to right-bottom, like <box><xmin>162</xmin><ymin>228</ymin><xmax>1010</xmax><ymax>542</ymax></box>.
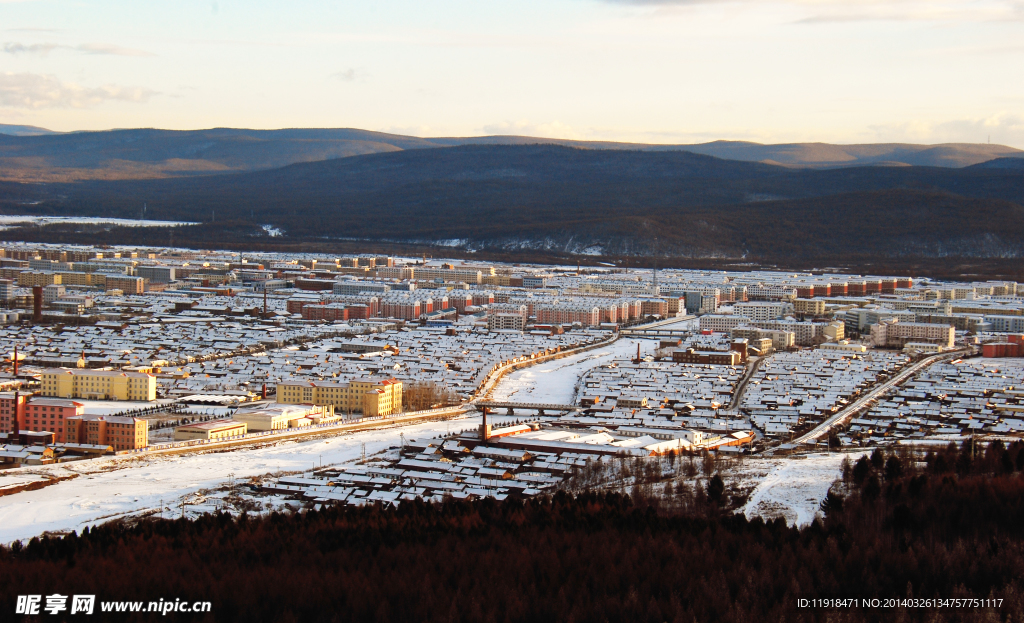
<box><xmin>75</xmin><ymin>43</ymin><xmax>154</xmax><ymax>57</ymax></box>
<box><xmin>331</xmin><ymin>68</ymin><xmax>357</xmax><ymax>82</ymax></box>
<box><xmin>866</xmin><ymin>114</ymin><xmax>1024</xmax><ymax>148</ymax></box>
<box><xmin>0</xmin><ymin>72</ymin><xmax>158</xmax><ymax>109</ymax></box>
<box><xmin>481</xmin><ymin>120</ymin><xmax>583</xmax><ymax>140</ymax></box>
<box><xmin>598</xmin><ymin>0</ymin><xmax>1024</xmax><ymax>23</ymax></box>
<box><xmin>3</xmin><ymin>42</ymin><xmax>59</xmax><ymax>55</ymax></box>
<box><xmin>3</xmin><ymin>41</ymin><xmax>154</xmax><ymax>56</ymax></box>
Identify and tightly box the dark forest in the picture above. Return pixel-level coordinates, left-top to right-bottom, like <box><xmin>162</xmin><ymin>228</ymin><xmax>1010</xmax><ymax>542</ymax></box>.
<box><xmin>3</xmin><ymin>440</ymin><xmax>1024</xmax><ymax>622</ymax></box>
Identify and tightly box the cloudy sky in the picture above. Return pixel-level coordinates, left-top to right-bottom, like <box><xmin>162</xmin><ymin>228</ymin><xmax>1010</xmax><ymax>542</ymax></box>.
<box><xmin>2</xmin><ymin>0</ymin><xmax>1023</xmax><ymax>146</ymax></box>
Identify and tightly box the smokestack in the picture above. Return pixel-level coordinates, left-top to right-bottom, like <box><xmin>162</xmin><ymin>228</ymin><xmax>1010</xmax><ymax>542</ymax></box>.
<box><xmin>32</xmin><ymin>285</ymin><xmax>42</xmax><ymax>322</ymax></box>
<box><xmin>12</xmin><ymin>344</ymin><xmax>17</xmax><ymax>377</ymax></box>
<box><xmin>263</xmin><ymin>286</ymin><xmax>268</xmax><ymax>319</ymax></box>
<box><xmin>11</xmin><ymin>390</ymin><xmax>19</xmax><ymax>435</ymax></box>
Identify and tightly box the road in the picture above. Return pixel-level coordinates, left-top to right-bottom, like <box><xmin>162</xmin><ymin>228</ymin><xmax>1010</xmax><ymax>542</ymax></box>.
<box><xmin>789</xmin><ymin>349</ymin><xmax>970</xmax><ymax>446</ymax></box>
<box><xmin>728</xmin><ymin>356</ymin><xmax>763</xmax><ymax>411</ymax></box>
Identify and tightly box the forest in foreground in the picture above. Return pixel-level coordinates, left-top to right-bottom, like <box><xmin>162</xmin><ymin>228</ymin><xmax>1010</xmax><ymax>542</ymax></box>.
<box><xmin>3</xmin><ymin>441</ymin><xmax>1024</xmax><ymax>622</ymax></box>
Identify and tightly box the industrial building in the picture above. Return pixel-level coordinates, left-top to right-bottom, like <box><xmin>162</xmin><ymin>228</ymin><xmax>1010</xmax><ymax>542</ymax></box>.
<box><xmin>174</xmin><ymin>420</ymin><xmax>248</xmax><ymax>441</ymax></box>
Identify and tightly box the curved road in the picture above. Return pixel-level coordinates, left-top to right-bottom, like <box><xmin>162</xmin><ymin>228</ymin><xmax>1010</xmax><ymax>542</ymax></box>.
<box><xmin>790</xmin><ymin>348</ymin><xmax>971</xmax><ymax>446</ymax></box>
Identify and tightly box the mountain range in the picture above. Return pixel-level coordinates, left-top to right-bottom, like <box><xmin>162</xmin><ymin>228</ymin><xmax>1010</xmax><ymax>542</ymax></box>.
<box><xmin>1</xmin><ymin>141</ymin><xmax>1023</xmax><ymax>267</ymax></box>
<box><xmin>0</xmin><ymin>126</ymin><xmax>1020</xmax><ymax>182</ymax></box>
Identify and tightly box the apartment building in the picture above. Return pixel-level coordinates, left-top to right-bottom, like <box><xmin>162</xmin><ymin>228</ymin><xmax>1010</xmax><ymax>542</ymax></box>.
<box><xmin>730</xmin><ymin>327</ymin><xmax>796</xmax><ymax>350</ymax></box>
<box><xmin>17</xmin><ymin>272</ymin><xmax>61</xmax><ymax>287</ymax></box>
<box><xmin>699</xmin><ymin>314</ymin><xmax>747</xmax><ymax>333</ymax></box>
<box><xmin>750</xmin><ymin>320</ymin><xmax>843</xmax><ymax>346</ymax></box>
<box><xmin>40</xmin><ymin>368</ymin><xmax>157</xmax><ymax>401</ymax></box>
<box><xmin>276</xmin><ymin>378</ymin><xmax>403</xmax><ymax>417</ymax></box>
<box><xmin>302</xmin><ymin>303</ymin><xmax>349</xmax><ymax>322</ymax></box>
<box><xmin>136</xmin><ymin>266</ymin><xmax>176</xmax><ymax>283</ymax></box>
<box><xmin>792</xmin><ymin>299</ymin><xmax>827</xmax><ymax>316</ymax></box>
<box><xmin>744</xmin><ymin>284</ymin><xmax>797</xmax><ymax>300</ymax></box>
<box><xmin>734</xmin><ymin>302</ymin><xmax>793</xmax><ymax>322</ymax></box>
<box><xmin>66</xmin><ymin>414</ymin><xmax>148</xmax><ymax>451</ymax></box>
<box><xmin>535</xmin><ymin>303</ymin><xmax>601</xmax><ymax>327</ymax></box>
<box><xmin>104</xmin><ymin>275</ymin><xmax>146</xmax><ymax>294</ymax></box>
<box><xmin>869</xmin><ymin>320</ymin><xmax>955</xmax><ymax>348</ymax></box>
<box><xmin>42</xmin><ymin>284</ymin><xmax>65</xmax><ymax>304</ymax></box>
<box><xmin>985</xmin><ymin>315</ymin><xmax>1024</xmax><ymax>333</ymax></box>
<box><xmin>488</xmin><ymin>313</ymin><xmax>526</xmax><ymax>331</ymax></box>
<box><xmin>0</xmin><ymin>394</ymin><xmax>85</xmax><ymax>443</ymax></box>
<box><xmin>672</xmin><ymin>349</ymin><xmax>743</xmax><ymax>365</ymax></box>
<box><xmin>333</xmin><ymin>281</ymin><xmax>391</xmax><ymax>296</ymax></box>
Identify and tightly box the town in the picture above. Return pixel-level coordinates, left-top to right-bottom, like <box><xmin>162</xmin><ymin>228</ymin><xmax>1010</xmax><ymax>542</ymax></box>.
<box><xmin>1</xmin><ymin>240</ymin><xmax>1024</xmax><ymax>524</ymax></box>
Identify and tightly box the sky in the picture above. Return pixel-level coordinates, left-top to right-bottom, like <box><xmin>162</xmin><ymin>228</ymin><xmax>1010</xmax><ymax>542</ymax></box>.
<box><xmin>1</xmin><ymin>0</ymin><xmax>1023</xmax><ymax>147</ymax></box>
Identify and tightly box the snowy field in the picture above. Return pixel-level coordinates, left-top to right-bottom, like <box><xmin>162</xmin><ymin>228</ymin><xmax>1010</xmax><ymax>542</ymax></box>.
<box><xmin>0</xmin><ymin>413</ymin><xmax>509</xmax><ymax>544</ymax></box>
<box><xmin>0</xmin><ymin>215</ymin><xmax>196</xmax><ymax>230</ymax></box>
<box><xmin>741</xmin><ymin>451</ymin><xmax>865</xmax><ymax>527</ymax></box>
<box><xmin>490</xmin><ymin>338</ymin><xmax>651</xmax><ymax>404</ymax></box>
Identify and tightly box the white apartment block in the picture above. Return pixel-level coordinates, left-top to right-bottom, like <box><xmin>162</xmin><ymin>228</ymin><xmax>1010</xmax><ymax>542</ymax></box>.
<box><xmin>743</xmin><ymin>284</ymin><xmax>798</xmax><ymax>301</ymax></box>
<box><xmin>984</xmin><ymin>315</ymin><xmax>1024</xmax><ymax>333</ymax></box>
<box><xmin>488</xmin><ymin>313</ymin><xmax>526</xmax><ymax>331</ymax></box>
<box><xmin>734</xmin><ymin>302</ymin><xmax>792</xmax><ymax>322</ymax></box>
<box><xmin>699</xmin><ymin>314</ymin><xmax>746</xmax><ymax>333</ymax></box>
<box><xmin>870</xmin><ymin>321</ymin><xmax>955</xmax><ymax>348</ymax></box>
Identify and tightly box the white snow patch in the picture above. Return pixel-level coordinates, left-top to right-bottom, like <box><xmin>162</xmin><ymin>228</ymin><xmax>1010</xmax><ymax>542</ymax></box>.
<box><xmin>490</xmin><ymin>338</ymin><xmax>649</xmax><ymax>404</ymax></box>
<box><xmin>0</xmin><ymin>415</ymin><xmax>488</xmax><ymax>544</ymax></box>
<box><xmin>0</xmin><ymin>215</ymin><xmax>196</xmax><ymax>230</ymax></box>
<box><xmin>742</xmin><ymin>452</ymin><xmax>864</xmax><ymax>527</ymax></box>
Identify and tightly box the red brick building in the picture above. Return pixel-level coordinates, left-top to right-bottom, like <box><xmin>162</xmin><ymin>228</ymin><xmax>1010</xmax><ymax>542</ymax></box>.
<box><xmin>66</xmin><ymin>415</ymin><xmax>148</xmax><ymax>451</ymax></box>
<box><xmin>0</xmin><ymin>394</ymin><xmax>83</xmax><ymax>443</ymax></box>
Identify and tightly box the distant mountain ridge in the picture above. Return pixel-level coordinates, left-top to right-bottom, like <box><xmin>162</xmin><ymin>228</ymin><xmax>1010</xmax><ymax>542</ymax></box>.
<box><xmin>0</xmin><ymin>126</ymin><xmax>1019</xmax><ymax>182</ymax></box>
<box><xmin>3</xmin><ymin>143</ymin><xmax>1024</xmax><ymax>263</ymax></box>
<box><xmin>0</xmin><ymin>123</ymin><xmax>58</xmax><ymax>137</ymax></box>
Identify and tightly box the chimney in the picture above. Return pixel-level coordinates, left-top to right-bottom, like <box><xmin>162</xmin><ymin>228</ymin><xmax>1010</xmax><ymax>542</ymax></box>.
<box><xmin>32</xmin><ymin>285</ymin><xmax>42</xmax><ymax>322</ymax></box>
<box><xmin>261</xmin><ymin>383</ymin><xmax>267</xmax><ymax>399</ymax></box>
<box><xmin>12</xmin><ymin>344</ymin><xmax>17</xmax><ymax>377</ymax></box>
<box><xmin>11</xmin><ymin>390</ymin><xmax>19</xmax><ymax>435</ymax></box>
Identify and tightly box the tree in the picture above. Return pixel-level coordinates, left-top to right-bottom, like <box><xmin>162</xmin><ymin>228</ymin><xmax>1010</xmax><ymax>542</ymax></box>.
<box><xmin>706</xmin><ymin>474</ymin><xmax>725</xmax><ymax>504</ymax></box>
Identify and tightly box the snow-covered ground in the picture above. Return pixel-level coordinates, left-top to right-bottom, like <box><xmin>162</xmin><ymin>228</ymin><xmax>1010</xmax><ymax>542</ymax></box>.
<box><xmin>0</xmin><ymin>215</ymin><xmax>196</xmax><ymax>230</ymax></box>
<box><xmin>490</xmin><ymin>338</ymin><xmax>650</xmax><ymax>404</ymax></box>
<box><xmin>0</xmin><ymin>414</ymin><xmax>497</xmax><ymax>544</ymax></box>
<box><xmin>741</xmin><ymin>452</ymin><xmax>865</xmax><ymax>527</ymax></box>
<box><xmin>72</xmin><ymin>399</ymin><xmax>174</xmax><ymax>416</ymax></box>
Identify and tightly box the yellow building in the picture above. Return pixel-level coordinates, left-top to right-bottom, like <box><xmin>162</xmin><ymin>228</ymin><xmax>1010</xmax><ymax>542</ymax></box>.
<box><xmin>276</xmin><ymin>377</ymin><xmax>403</xmax><ymax>417</ymax></box>
<box><xmin>40</xmin><ymin>368</ymin><xmax>157</xmax><ymax>401</ymax></box>
<box><xmin>233</xmin><ymin>404</ymin><xmax>336</xmax><ymax>431</ymax></box>
<box><xmin>17</xmin><ymin>272</ymin><xmax>61</xmax><ymax>287</ymax></box>
<box><xmin>823</xmin><ymin>321</ymin><xmax>845</xmax><ymax>341</ymax></box>
<box><xmin>56</xmin><ymin>272</ymin><xmax>104</xmax><ymax>287</ymax></box>
<box><xmin>174</xmin><ymin>420</ymin><xmax>248</xmax><ymax>441</ymax></box>
<box><xmin>793</xmin><ymin>299</ymin><xmax>827</xmax><ymax>316</ymax></box>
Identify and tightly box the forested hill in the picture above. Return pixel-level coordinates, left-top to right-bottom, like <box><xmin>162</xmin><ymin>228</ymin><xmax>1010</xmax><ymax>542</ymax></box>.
<box><xmin>0</xmin><ymin>126</ymin><xmax>1019</xmax><ymax>182</ymax></box>
<box><xmin>2</xmin><ymin>442</ymin><xmax>1024</xmax><ymax>623</ymax></box>
<box><xmin>4</xmin><ymin>144</ymin><xmax>1024</xmax><ymax>262</ymax></box>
